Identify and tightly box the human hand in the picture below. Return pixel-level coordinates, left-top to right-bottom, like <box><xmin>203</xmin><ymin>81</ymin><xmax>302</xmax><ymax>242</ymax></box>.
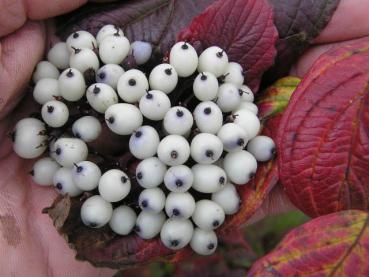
<box><xmin>0</xmin><ymin>0</ymin><xmax>369</xmax><ymax>276</ymax></box>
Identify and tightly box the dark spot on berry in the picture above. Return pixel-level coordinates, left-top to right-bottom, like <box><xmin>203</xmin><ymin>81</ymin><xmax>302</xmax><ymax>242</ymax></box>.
<box><xmin>238</xmin><ymin>89</ymin><xmax>244</xmax><ymax>96</ymax></box>
<box><xmin>249</xmin><ymin>172</ymin><xmax>255</xmax><ymax>179</ymax></box>
<box><xmin>212</xmin><ymin>220</ymin><xmax>220</xmax><ymax>227</ymax></box>
<box><xmin>76</xmin><ymin>165</ymin><xmax>83</xmax><ymax>173</ymax></box>
<box><xmin>207</xmin><ymin>243</ymin><xmax>215</xmax><ymax>250</ymax></box>
<box><xmin>128</xmin><ymin>78</ymin><xmax>136</xmax><ymax>86</ymax></box>
<box><xmin>71</xmin><ymin>47</ymin><xmax>81</xmax><ymax>54</ymax></box>
<box><xmin>204</xmin><ymin>107</ymin><xmax>211</xmax><ymax>115</ymax></box>
<box><xmin>29</xmin><ymin>170</ymin><xmax>34</xmax><ymax>176</ymax></box>
<box><xmin>98</xmin><ymin>72</ymin><xmax>106</xmax><ymax>80</ymax></box>
<box><xmin>172</xmin><ymin>208</ymin><xmax>180</xmax><ymax>216</ymax></box>
<box><xmin>216</xmin><ymin>50</ymin><xmax>224</xmax><ymax>58</ymax></box>
<box><xmin>134</xmin><ymin>225</ymin><xmax>141</xmax><ymax>232</ymax></box>
<box><xmin>121</xmin><ymin>176</ymin><xmax>128</xmax><ymax>183</ymax></box>
<box><xmin>93</xmin><ymin>85</ymin><xmax>100</xmax><ymax>95</ymax></box>
<box><xmin>66</xmin><ymin>69</ymin><xmax>74</xmax><ymax>78</ymax></box>
<box><xmin>170</xmin><ymin>240</ymin><xmax>179</xmax><ymax>247</ymax></box>
<box><xmin>74</xmin><ymin>132</ymin><xmax>81</xmax><ymax>139</ymax></box>
<box><xmin>165</xmin><ymin>68</ymin><xmax>172</xmax><ymax>75</ymax></box>
<box><xmin>137</xmin><ymin>172</ymin><xmax>143</xmax><ymax>179</ymax></box>
<box><xmin>135</xmin><ymin>131</ymin><xmax>142</xmax><ymax>138</ymax></box>
<box><xmin>146</xmin><ymin>93</ymin><xmax>153</xmax><ymax>100</ymax></box>
<box><xmin>175</xmin><ymin>179</ymin><xmax>183</xmax><ymax>187</ymax></box>
<box><xmin>219</xmin><ymin>176</ymin><xmax>225</xmax><ymax>185</ymax></box>
<box><xmin>200</xmin><ymin>73</ymin><xmax>207</xmax><ymax>81</ymax></box>
<box><xmin>55</xmin><ymin>148</ymin><xmax>61</xmax><ymax>155</ymax></box>
<box><xmin>107</xmin><ymin>116</ymin><xmax>115</xmax><ymax>124</ymax></box>
<box><xmin>171</xmin><ymin>150</ymin><xmax>178</xmax><ymax>159</ymax></box>
<box><xmin>271</xmin><ymin>147</ymin><xmax>276</xmax><ymax>156</ymax></box>
<box><xmin>181</xmin><ymin>43</ymin><xmax>189</xmax><ymax>50</ymax></box>
<box><xmin>205</xmin><ymin>150</ymin><xmax>214</xmax><ymax>158</ymax></box>
<box><xmin>176</xmin><ymin>109</ymin><xmax>184</xmax><ymax>117</ymax></box>
<box><xmin>72</xmin><ymin>32</ymin><xmax>79</xmax><ymax>38</ymax></box>
<box><xmin>141</xmin><ymin>200</ymin><xmax>148</xmax><ymax>208</ymax></box>
<box><xmin>237</xmin><ymin>138</ymin><xmax>245</xmax><ymax>146</ymax></box>
<box><xmin>47</xmin><ymin>106</ymin><xmax>54</xmax><ymax>113</ymax></box>
<box><xmin>89</xmin><ymin>222</ymin><xmax>98</xmax><ymax>228</ymax></box>
<box><xmin>56</xmin><ymin>182</ymin><xmax>63</xmax><ymax>190</ymax></box>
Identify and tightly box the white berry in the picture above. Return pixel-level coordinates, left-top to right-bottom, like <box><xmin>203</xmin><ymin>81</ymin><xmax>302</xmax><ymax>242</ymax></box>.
<box><xmin>240</xmin><ymin>85</ymin><xmax>254</xmax><ymax>102</ymax></box>
<box><xmin>109</xmin><ymin>206</ymin><xmax>136</xmax><ymax>235</ymax></box>
<box><xmin>165</xmin><ymin>192</ymin><xmax>195</xmax><ymax>219</ymax></box>
<box><xmin>31</xmin><ymin>157</ymin><xmax>60</xmax><ymax>186</ymax></box>
<box><xmin>130</xmin><ymin>41</ymin><xmax>152</xmax><ymax>65</ymax></box>
<box><xmin>81</xmin><ymin>195</ymin><xmax>113</xmax><ymax>228</ymax></box>
<box><xmin>33</xmin><ymin>78</ymin><xmax>60</xmax><ymax>105</ymax></box>
<box><xmin>139</xmin><ymin>188</ymin><xmax>166</xmax><ymax>213</ymax></box>
<box><xmin>157</xmin><ymin>135</ymin><xmax>190</xmax><ymax>166</ymax></box>
<box><xmin>96</xmin><ymin>24</ymin><xmax>124</xmax><ymax>45</ymax></box>
<box><xmin>98</xmin><ymin>169</ymin><xmax>131</xmax><ymax>202</ymax></box>
<box><xmin>192</xmin><ymin>164</ymin><xmax>227</xmax><ymax>193</ymax></box>
<box><xmin>139</xmin><ymin>90</ymin><xmax>171</xmax><ymax>121</ymax></box>
<box><xmin>105</xmin><ymin>103</ymin><xmax>143</xmax><ymax>135</ymax></box>
<box><xmin>238</xmin><ymin>102</ymin><xmax>258</xmax><ymax>114</ymax></box>
<box><xmin>72</xmin><ymin>116</ymin><xmax>102</xmax><ymax>142</ymax></box>
<box><xmin>47</xmin><ymin>42</ymin><xmax>70</xmax><ymax>70</ymax></box>
<box><xmin>53</xmin><ymin>138</ymin><xmax>88</xmax><ymax>167</ymax></box>
<box><xmin>149</xmin><ymin>64</ymin><xmax>178</xmax><ymax>94</ymax></box>
<box><xmin>190</xmin><ymin>228</ymin><xmax>218</xmax><ymax>256</ymax></box>
<box><xmin>136</xmin><ymin>157</ymin><xmax>167</xmax><ymax>188</ymax></box>
<box><xmin>217</xmin><ymin>123</ymin><xmax>248</xmax><ymax>152</ymax></box>
<box><xmin>224</xmin><ymin>62</ymin><xmax>244</xmax><ymax>88</ymax></box>
<box><xmin>216</xmin><ymin>83</ymin><xmax>241</xmax><ymax>112</ymax></box>
<box><xmin>66</xmin><ymin>31</ymin><xmax>97</xmax><ymax>53</ymax></box>
<box><xmin>58</xmin><ymin>68</ymin><xmax>86</xmax><ymax>102</ymax></box>
<box><xmin>99</xmin><ymin>35</ymin><xmax>130</xmax><ymax>64</ymax></box>
<box><xmin>211</xmin><ymin>183</ymin><xmax>240</xmax><ymax>215</ymax></box>
<box><xmin>117</xmin><ymin>69</ymin><xmax>149</xmax><ymax>103</ymax></box>
<box><xmin>193</xmin><ymin>72</ymin><xmax>219</xmax><ymax>101</ymax></box>
<box><xmin>41</xmin><ymin>100</ymin><xmax>69</xmax><ymax>128</ymax></box>
<box><xmin>164</xmin><ymin>165</ymin><xmax>193</xmax><ymax>192</ymax></box>
<box><xmin>129</xmin><ymin>125</ymin><xmax>160</xmax><ymax>159</ymax></box>
<box><xmin>198</xmin><ymin>46</ymin><xmax>228</xmax><ymax>77</ymax></box>
<box><xmin>53</xmin><ymin>167</ymin><xmax>82</xmax><ymax>197</ymax></box>
<box><xmin>191</xmin><ymin>133</ymin><xmax>223</xmax><ymax>164</ymax></box>
<box><xmin>96</xmin><ymin>64</ymin><xmax>125</xmax><ymax>90</ymax></box>
<box><xmin>33</xmin><ymin>61</ymin><xmax>60</xmax><ymax>83</ymax></box>
<box><xmin>232</xmin><ymin>109</ymin><xmax>260</xmax><ymax>139</ymax></box>
<box><xmin>193</xmin><ymin>101</ymin><xmax>223</xmax><ymax>134</ymax></box>
<box><xmin>72</xmin><ymin>161</ymin><xmax>101</xmax><ymax>191</ymax></box>
<box><xmin>247</xmin><ymin>135</ymin><xmax>276</xmax><ymax>162</ymax></box>
<box><xmin>223</xmin><ymin>150</ymin><xmax>257</xmax><ymax>185</ymax></box>
<box><xmin>192</xmin><ymin>200</ymin><xmax>225</xmax><ymax>230</ymax></box>
<box><xmin>86</xmin><ymin>83</ymin><xmax>118</xmax><ymax>113</ymax></box>
<box><xmin>170</xmin><ymin>41</ymin><xmax>198</xmax><ymax>77</ymax></box>
<box><xmin>135</xmin><ymin>211</ymin><xmax>166</xmax><ymax>239</ymax></box>
<box><xmin>163</xmin><ymin>106</ymin><xmax>193</xmax><ymax>135</ymax></box>
<box><xmin>160</xmin><ymin>219</ymin><xmax>193</xmax><ymax>250</ymax></box>
<box><xmin>69</xmin><ymin>48</ymin><xmax>100</xmax><ymax>73</ymax></box>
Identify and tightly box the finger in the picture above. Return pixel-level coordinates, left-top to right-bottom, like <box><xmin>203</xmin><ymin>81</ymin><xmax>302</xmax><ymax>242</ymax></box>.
<box><xmin>0</xmin><ymin>21</ymin><xmax>45</xmax><ymax>120</ymax></box>
<box><xmin>0</xmin><ymin>0</ymin><xmax>87</xmax><ymax>37</ymax></box>
<box><xmin>314</xmin><ymin>0</ymin><xmax>369</xmax><ymax>44</ymax></box>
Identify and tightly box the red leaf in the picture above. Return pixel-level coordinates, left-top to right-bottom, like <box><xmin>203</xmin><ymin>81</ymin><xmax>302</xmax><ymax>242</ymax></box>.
<box><xmin>248</xmin><ymin>210</ymin><xmax>369</xmax><ymax>276</ymax></box>
<box><xmin>178</xmin><ymin>0</ymin><xmax>278</xmax><ymax>92</ymax></box>
<box><xmin>277</xmin><ymin>38</ymin><xmax>369</xmax><ymax>217</ymax></box>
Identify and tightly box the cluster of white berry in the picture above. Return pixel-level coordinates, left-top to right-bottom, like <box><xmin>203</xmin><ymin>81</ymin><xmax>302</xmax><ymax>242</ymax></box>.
<box><xmin>11</xmin><ymin>25</ymin><xmax>276</xmax><ymax>256</ymax></box>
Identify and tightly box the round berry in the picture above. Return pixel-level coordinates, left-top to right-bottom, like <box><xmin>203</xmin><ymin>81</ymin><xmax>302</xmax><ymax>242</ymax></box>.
<box><xmin>149</xmin><ymin>64</ymin><xmax>178</xmax><ymax>94</ymax></box>
<box><xmin>139</xmin><ymin>188</ymin><xmax>166</xmax><ymax>213</ymax></box>
<box><xmin>169</xmin><ymin>41</ymin><xmax>198</xmax><ymax>77</ymax></box>
<box><xmin>66</xmin><ymin>30</ymin><xmax>97</xmax><ymax>53</ymax></box>
<box><xmin>117</xmin><ymin>69</ymin><xmax>149</xmax><ymax>103</ymax></box>
<box><xmin>240</xmin><ymin>85</ymin><xmax>254</xmax><ymax>102</ymax></box>
<box><xmin>163</xmin><ymin>106</ymin><xmax>193</xmax><ymax>135</ymax></box>
<box><xmin>136</xmin><ymin>157</ymin><xmax>167</xmax><ymax>188</ymax></box>
<box><xmin>96</xmin><ymin>64</ymin><xmax>125</xmax><ymax>90</ymax></box>
<box><xmin>217</xmin><ymin>123</ymin><xmax>248</xmax><ymax>152</ymax></box>
<box><xmin>130</xmin><ymin>41</ymin><xmax>152</xmax><ymax>65</ymax></box>
<box><xmin>98</xmin><ymin>169</ymin><xmax>131</xmax><ymax>202</ymax></box>
<box><xmin>211</xmin><ymin>183</ymin><xmax>240</xmax><ymax>215</ymax></box>
<box><xmin>33</xmin><ymin>78</ymin><xmax>60</xmax><ymax>105</ymax></box>
<box><xmin>12</xmin><ymin>118</ymin><xmax>47</xmax><ymax>159</ymax></box>
<box><xmin>164</xmin><ymin>165</ymin><xmax>193</xmax><ymax>192</ymax></box>
<box><xmin>191</xmin><ymin>164</ymin><xmax>227</xmax><ymax>193</ymax></box>
<box><xmin>135</xmin><ymin>211</ymin><xmax>166</xmax><ymax>239</ymax></box>
<box><xmin>237</xmin><ymin>102</ymin><xmax>258</xmax><ymax>115</ymax></box>
<box><xmin>232</xmin><ymin>109</ymin><xmax>260</xmax><ymax>139</ymax></box>
<box><xmin>190</xmin><ymin>228</ymin><xmax>218</xmax><ymax>256</ymax></box>
<box><xmin>81</xmin><ymin>195</ymin><xmax>113</xmax><ymax>228</ymax></box>
<box><xmin>223</xmin><ymin>150</ymin><xmax>257</xmax><ymax>185</ymax></box>
<box><xmin>190</xmin><ymin>133</ymin><xmax>223</xmax><ymax>164</ymax></box>
<box><xmin>224</xmin><ymin>62</ymin><xmax>244</xmax><ymax>88</ymax></box>
<box><xmin>129</xmin><ymin>125</ymin><xmax>160</xmax><ymax>159</ymax></box>
<box><xmin>53</xmin><ymin>167</ymin><xmax>83</xmax><ymax>197</ymax></box>
<box><xmin>139</xmin><ymin>90</ymin><xmax>171</xmax><ymax>121</ymax></box>
<box><xmin>96</xmin><ymin>24</ymin><xmax>124</xmax><ymax>45</ymax></box>
<box><xmin>86</xmin><ymin>83</ymin><xmax>118</xmax><ymax>113</ymax></box>
<box><xmin>41</xmin><ymin>100</ymin><xmax>69</xmax><ymax>128</ymax></box>
<box><xmin>109</xmin><ymin>206</ymin><xmax>136</xmax><ymax>235</ymax></box>
<box><xmin>58</xmin><ymin>68</ymin><xmax>86</xmax><ymax>102</ymax></box>
<box><xmin>105</xmin><ymin>103</ymin><xmax>143</xmax><ymax>135</ymax></box>
<box><xmin>69</xmin><ymin>48</ymin><xmax>100</xmax><ymax>73</ymax></box>
<box><xmin>192</xmin><ymin>200</ymin><xmax>225</xmax><ymax>231</ymax></box>
<box><xmin>33</xmin><ymin>61</ymin><xmax>60</xmax><ymax>83</ymax></box>
<box><xmin>216</xmin><ymin>83</ymin><xmax>241</xmax><ymax>112</ymax></box>
<box><xmin>47</xmin><ymin>42</ymin><xmax>70</xmax><ymax>70</ymax></box>
<box><xmin>72</xmin><ymin>161</ymin><xmax>101</xmax><ymax>191</ymax></box>
<box><xmin>193</xmin><ymin>101</ymin><xmax>223</xmax><ymax>134</ymax></box>
<box><xmin>198</xmin><ymin>46</ymin><xmax>228</xmax><ymax>77</ymax></box>
<box><xmin>160</xmin><ymin>219</ymin><xmax>193</xmax><ymax>250</ymax></box>
<box><xmin>31</xmin><ymin>157</ymin><xmax>60</xmax><ymax>186</ymax></box>
<box><xmin>247</xmin><ymin>135</ymin><xmax>276</xmax><ymax>162</ymax></box>
<box><xmin>53</xmin><ymin>138</ymin><xmax>88</xmax><ymax>167</ymax></box>
<box><xmin>72</xmin><ymin>116</ymin><xmax>102</xmax><ymax>142</ymax></box>
<box><xmin>165</xmin><ymin>192</ymin><xmax>195</xmax><ymax>219</ymax></box>
<box><xmin>99</xmin><ymin>35</ymin><xmax>130</xmax><ymax>64</ymax></box>
<box><xmin>157</xmin><ymin>135</ymin><xmax>190</xmax><ymax>166</ymax></box>
<box><xmin>193</xmin><ymin>72</ymin><xmax>219</xmax><ymax>101</ymax></box>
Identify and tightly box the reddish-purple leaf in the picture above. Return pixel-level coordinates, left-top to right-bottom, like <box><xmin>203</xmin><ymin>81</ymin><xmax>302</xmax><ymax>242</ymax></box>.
<box><xmin>178</xmin><ymin>0</ymin><xmax>278</xmax><ymax>92</ymax></box>
<box><xmin>248</xmin><ymin>210</ymin><xmax>369</xmax><ymax>276</ymax></box>
<box><xmin>278</xmin><ymin>38</ymin><xmax>369</xmax><ymax>217</ymax></box>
